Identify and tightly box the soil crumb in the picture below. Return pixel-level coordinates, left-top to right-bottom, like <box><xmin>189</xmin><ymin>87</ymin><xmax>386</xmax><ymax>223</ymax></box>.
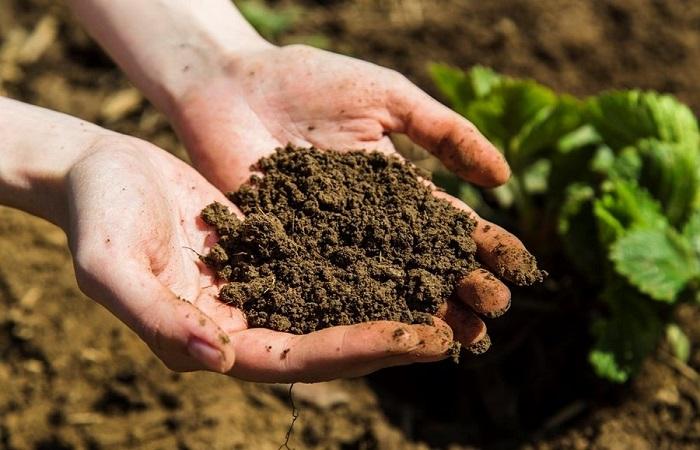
<box><xmin>202</xmin><ymin>146</ymin><xmax>530</xmax><ymax>335</ymax></box>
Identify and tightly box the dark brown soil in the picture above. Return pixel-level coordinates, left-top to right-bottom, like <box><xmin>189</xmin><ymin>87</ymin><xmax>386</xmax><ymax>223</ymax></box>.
<box><xmin>202</xmin><ymin>147</ymin><xmax>482</xmax><ymax>334</ymax></box>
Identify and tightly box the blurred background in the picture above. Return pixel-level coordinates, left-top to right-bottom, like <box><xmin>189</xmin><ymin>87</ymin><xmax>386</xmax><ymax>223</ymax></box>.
<box><xmin>1</xmin><ymin>0</ymin><xmax>699</xmax><ymax>449</ymax></box>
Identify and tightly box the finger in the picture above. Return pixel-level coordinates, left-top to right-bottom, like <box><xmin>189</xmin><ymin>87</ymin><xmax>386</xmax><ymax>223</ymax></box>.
<box><xmin>226</xmin><ymin>319</ymin><xmax>453</xmax><ymax>383</ymax></box>
<box><xmin>191</xmin><ymin>287</ymin><xmax>248</xmax><ymax>334</ymax></box>
<box><xmin>437</xmin><ymin>300</ymin><xmax>491</xmax><ymax>355</ymax></box>
<box><xmin>432</xmin><ymin>191</ymin><xmax>546</xmax><ymax>286</ymax></box>
<box><xmin>457</xmin><ymin>268</ymin><xmax>512</xmax><ymax>318</ymax></box>
<box><xmin>76</xmin><ymin>259</ymin><xmax>236</xmax><ymax>374</ymax></box>
<box><xmin>387</xmin><ymin>77</ymin><xmax>510</xmax><ymax>187</ymax></box>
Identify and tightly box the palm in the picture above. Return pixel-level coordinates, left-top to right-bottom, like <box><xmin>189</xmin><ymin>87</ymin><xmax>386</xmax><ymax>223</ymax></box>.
<box><xmin>67</xmin><ymin>138</ymin><xmax>453</xmax><ymax>382</ymax></box>
<box><xmin>172</xmin><ymin>45</ymin><xmax>540</xmax><ymax>363</ymax></box>
<box><xmin>175</xmin><ymin>45</ymin><xmax>508</xmax><ymax>192</ymax></box>
<box><xmin>66</xmin><ymin>139</ymin><xmax>244</xmax><ymax>371</ymax></box>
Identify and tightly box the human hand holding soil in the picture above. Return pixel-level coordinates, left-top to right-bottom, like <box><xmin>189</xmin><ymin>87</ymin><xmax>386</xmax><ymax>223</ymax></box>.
<box><xmin>0</xmin><ymin>99</ymin><xmax>463</xmax><ymax>382</ymax></box>
<box><xmin>169</xmin><ymin>44</ymin><xmax>544</xmax><ymax>350</ymax></box>
<box><xmin>65</xmin><ymin>0</ymin><xmax>545</xmax><ymax>371</ymax></box>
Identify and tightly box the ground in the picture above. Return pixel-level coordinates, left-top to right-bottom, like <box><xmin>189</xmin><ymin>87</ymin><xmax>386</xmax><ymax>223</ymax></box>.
<box><xmin>1</xmin><ymin>0</ymin><xmax>699</xmax><ymax>449</ymax></box>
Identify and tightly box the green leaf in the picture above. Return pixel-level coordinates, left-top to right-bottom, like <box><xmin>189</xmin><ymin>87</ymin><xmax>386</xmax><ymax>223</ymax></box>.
<box><xmin>594</xmin><ymin>180</ymin><xmax>668</xmax><ymax>234</ymax></box>
<box><xmin>461</xmin><ymin>92</ymin><xmax>510</xmax><ymax>150</ymax></box>
<box><xmin>522</xmin><ymin>159</ymin><xmax>551</xmax><ymax>194</ymax></box>
<box><xmin>593</xmin><ymin>180</ymin><xmax>667</xmax><ymax>246</ymax></box>
<box><xmin>593</xmin><ymin>201</ymin><xmax>626</xmax><ymax>246</ymax></box>
<box><xmin>511</xmin><ymin>95</ymin><xmax>584</xmax><ymax>164</ymax></box>
<box><xmin>590</xmin><ymin>288</ymin><xmax>664</xmax><ymax>383</ymax></box>
<box><xmin>666</xmin><ymin>323</ymin><xmax>691</xmax><ymax>363</ymax></box>
<box><xmin>429</xmin><ymin>64</ymin><xmax>586</xmax><ymax>173</ymax></box>
<box><xmin>591</xmin><ymin>146</ymin><xmax>642</xmax><ymax>181</ymax></box>
<box><xmin>469</xmin><ymin>66</ymin><xmax>502</xmax><ymax>98</ymax></box>
<box><xmin>557</xmin><ymin>183</ymin><xmax>603</xmax><ymax>280</ymax></box>
<box><xmin>428</xmin><ymin>64</ymin><xmax>501</xmax><ymax>111</ymax></box>
<box><xmin>589</xmin><ymin>349</ymin><xmax>629</xmax><ymax>383</ymax></box>
<box><xmin>499</xmin><ymin>82</ymin><xmax>558</xmax><ymax>141</ymax></box>
<box><xmin>557</xmin><ymin>125</ymin><xmax>601</xmax><ymax>153</ymax></box>
<box><xmin>610</xmin><ymin>228</ymin><xmax>699</xmax><ymax>302</ymax></box>
<box><xmin>683</xmin><ymin>210</ymin><xmax>700</xmax><ymax>255</ymax></box>
<box><xmin>546</xmin><ymin>141</ymin><xmax>598</xmax><ymax>209</ymax></box>
<box><xmin>586</xmin><ymin>90</ymin><xmax>699</xmax><ymax>151</ymax></box>
<box><xmin>636</xmin><ymin>139</ymin><xmax>700</xmax><ymax>226</ymax></box>
<box><xmin>237</xmin><ymin>1</ymin><xmax>298</xmax><ymax>40</ymax></box>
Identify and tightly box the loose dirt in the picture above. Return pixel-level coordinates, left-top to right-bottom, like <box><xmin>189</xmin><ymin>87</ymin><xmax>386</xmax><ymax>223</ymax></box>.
<box><xmin>202</xmin><ymin>146</ymin><xmax>539</xmax><ymax>335</ymax></box>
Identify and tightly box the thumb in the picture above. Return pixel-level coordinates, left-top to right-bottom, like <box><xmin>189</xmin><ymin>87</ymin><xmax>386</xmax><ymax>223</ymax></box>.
<box><xmin>387</xmin><ymin>76</ymin><xmax>510</xmax><ymax>187</ymax></box>
<box><xmin>75</xmin><ymin>260</ymin><xmax>235</xmax><ymax>373</ymax></box>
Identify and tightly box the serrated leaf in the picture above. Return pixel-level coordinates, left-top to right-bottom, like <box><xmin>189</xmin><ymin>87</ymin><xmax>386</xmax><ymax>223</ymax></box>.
<box><xmin>587</xmin><ymin>90</ymin><xmax>699</xmax><ymax>151</ymax></box>
<box><xmin>595</xmin><ymin>180</ymin><xmax>667</xmax><ymax>232</ymax></box>
<box><xmin>610</xmin><ymin>228</ymin><xmax>699</xmax><ymax>302</ymax></box>
<box><xmin>636</xmin><ymin>139</ymin><xmax>700</xmax><ymax>226</ymax></box>
<box><xmin>593</xmin><ymin>180</ymin><xmax>667</xmax><ymax>248</ymax></box>
<box><xmin>666</xmin><ymin>323</ymin><xmax>691</xmax><ymax>363</ymax></box>
<box><xmin>589</xmin><ymin>287</ymin><xmax>664</xmax><ymax>383</ymax></box>
<box><xmin>468</xmin><ymin>81</ymin><xmax>560</xmax><ymax>160</ymax></box>
<box><xmin>512</xmin><ymin>95</ymin><xmax>584</xmax><ymax>165</ymax></box>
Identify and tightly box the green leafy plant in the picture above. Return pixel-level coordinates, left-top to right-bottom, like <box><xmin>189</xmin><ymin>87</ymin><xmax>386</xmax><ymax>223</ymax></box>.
<box><xmin>236</xmin><ymin>0</ymin><xmax>299</xmax><ymax>41</ymax></box>
<box><xmin>236</xmin><ymin>1</ymin><xmax>329</xmax><ymax>48</ymax></box>
<box><xmin>429</xmin><ymin>64</ymin><xmax>700</xmax><ymax>382</ymax></box>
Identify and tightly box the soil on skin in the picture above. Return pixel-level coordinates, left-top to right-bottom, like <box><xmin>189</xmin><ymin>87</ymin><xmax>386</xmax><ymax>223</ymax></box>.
<box><xmin>202</xmin><ymin>147</ymin><xmax>531</xmax><ymax>335</ymax></box>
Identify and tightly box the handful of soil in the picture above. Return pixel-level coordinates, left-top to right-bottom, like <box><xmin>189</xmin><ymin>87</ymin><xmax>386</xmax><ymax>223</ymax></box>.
<box><xmin>201</xmin><ymin>146</ymin><xmax>506</xmax><ymax>338</ymax></box>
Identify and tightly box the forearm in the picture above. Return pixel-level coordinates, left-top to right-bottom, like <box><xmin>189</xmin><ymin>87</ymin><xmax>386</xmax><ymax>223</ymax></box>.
<box><xmin>66</xmin><ymin>0</ymin><xmax>271</xmax><ymax>117</ymax></box>
<box><xmin>0</xmin><ymin>97</ymin><xmax>108</xmax><ymax>228</ymax></box>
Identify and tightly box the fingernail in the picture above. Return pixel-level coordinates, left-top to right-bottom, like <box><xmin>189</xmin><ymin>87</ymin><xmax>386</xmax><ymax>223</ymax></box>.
<box><xmin>187</xmin><ymin>337</ymin><xmax>224</xmax><ymax>372</ymax></box>
<box><xmin>466</xmin><ymin>334</ymin><xmax>491</xmax><ymax>355</ymax></box>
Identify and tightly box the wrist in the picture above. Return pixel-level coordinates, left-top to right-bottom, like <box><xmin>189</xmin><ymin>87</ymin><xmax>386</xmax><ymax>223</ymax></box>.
<box><xmin>67</xmin><ymin>0</ymin><xmax>274</xmax><ymax>119</ymax></box>
<box><xmin>156</xmin><ymin>33</ymin><xmax>274</xmax><ymax>120</ymax></box>
<box><xmin>0</xmin><ymin>98</ymin><xmax>115</xmax><ymax>228</ymax></box>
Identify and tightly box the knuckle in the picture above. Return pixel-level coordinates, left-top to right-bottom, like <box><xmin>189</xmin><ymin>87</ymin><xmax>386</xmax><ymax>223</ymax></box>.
<box><xmin>72</xmin><ymin>250</ymin><xmax>106</xmax><ymax>299</ymax></box>
<box><xmin>386</xmin><ymin>69</ymin><xmax>410</xmax><ymax>85</ymax></box>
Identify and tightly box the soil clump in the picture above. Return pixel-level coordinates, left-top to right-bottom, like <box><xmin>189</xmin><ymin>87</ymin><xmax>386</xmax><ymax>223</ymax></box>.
<box><xmin>202</xmin><ymin>146</ymin><xmax>487</xmax><ymax>334</ymax></box>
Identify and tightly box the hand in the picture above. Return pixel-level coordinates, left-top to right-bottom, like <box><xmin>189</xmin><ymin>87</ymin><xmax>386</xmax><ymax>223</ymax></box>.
<box><xmin>171</xmin><ymin>45</ymin><xmax>541</xmax><ymax>351</ymax></box>
<box><xmin>174</xmin><ymin>45</ymin><xmax>511</xmax><ymax>191</ymax></box>
<box><xmin>64</xmin><ymin>0</ymin><xmax>542</xmax><ymax>366</ymax></box>
<box><xmin>65</xmin><ymin>136</ymin><xmax>456</xmax><ymax>382</ymax></box>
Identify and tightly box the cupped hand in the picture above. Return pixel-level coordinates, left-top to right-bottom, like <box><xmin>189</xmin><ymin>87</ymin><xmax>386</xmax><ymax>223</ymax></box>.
<box><xmin>66</xmin><ymin>136</ymin><xmax>456</xmax><ymax>382</ymax></box>
<box><xmin>171</xmin><ymin>45</ymin><xmax>541</xmax><ymax>353</ymax></box>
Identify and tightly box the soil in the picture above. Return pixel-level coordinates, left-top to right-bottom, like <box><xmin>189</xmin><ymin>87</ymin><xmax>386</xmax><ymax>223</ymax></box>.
<box><xmin>1</xmin><ymin>0</ymin><xmax>700</xmax><ymax>449</ymax></box>
<box><xmin>202</xmin><ymin>147</ymin><xmax>516</xmax><ymax>338</ymax></box>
